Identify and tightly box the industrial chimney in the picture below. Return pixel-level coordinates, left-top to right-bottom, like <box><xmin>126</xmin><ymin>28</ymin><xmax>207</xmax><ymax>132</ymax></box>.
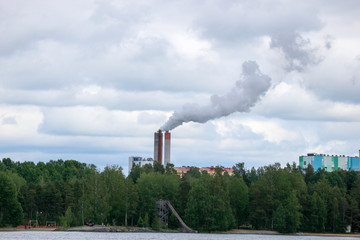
<box><xmin>164</xmin><ymin>131</ymin><xmax>171</xmax><ymax>166</ymax></box>
<box><xmin>154</xmin><ymin>131</ymin><xmax>159</xmax><ymax>162</ymax></box>
<box><xmin>154</xmin><ymin>130</ymin><xmax>163</xmax><ymax>164</ymax></box>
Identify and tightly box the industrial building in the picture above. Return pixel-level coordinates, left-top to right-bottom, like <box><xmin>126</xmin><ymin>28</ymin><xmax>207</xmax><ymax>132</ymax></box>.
<box><xmin>129</xmin><ymin>131</ymin><xmax>236</xmax><ymax>177</ymax></box>
<box><xmin>128</xmin><ymin>130</ymin><xmax>171</xmax><ymax>174</ymax></box>
<box><xmin>174</xmin><ymin>166</ymin><xmax>234</xmax><ymax>178</ymax></box>
<box><xmin>128</xmin><ymin>156</ymin><xmax>154</xmax><ymax>175</ymax></box>
<box><xmin>299</xmin><ymin>152</ymin><xmax>360</xmax><ymax>172</ymax></box>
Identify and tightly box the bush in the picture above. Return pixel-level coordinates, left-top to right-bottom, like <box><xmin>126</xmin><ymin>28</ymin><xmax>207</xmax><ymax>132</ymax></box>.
<box><xmin>151</xmin><ymin>216</ymin><xmax>162</xmax><ymax>231</ymax></box>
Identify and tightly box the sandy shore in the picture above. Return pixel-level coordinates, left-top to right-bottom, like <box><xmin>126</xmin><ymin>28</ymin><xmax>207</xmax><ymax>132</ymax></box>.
<box><xmin>227</xmin><ymin>229</ymin><xmax>360</xmax><ymax>237</ymax></box>
<box><xmin>299</xmin><ymin>232</ymin><xmax>360</xmax><ymax>237</ymax></box>
<box><xmin>226</xmin><ymin>229</ymin><xmax>279</xmax><ymax>235</ymax></box>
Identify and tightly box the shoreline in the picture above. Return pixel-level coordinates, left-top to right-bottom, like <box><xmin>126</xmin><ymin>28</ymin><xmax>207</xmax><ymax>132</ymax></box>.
<box><xmin>1</xmin><ymin>226</ymin><xmax>360</xmax><ymax>237</ymax></box>
<box><xmin>0</xmin><ymin>227</ymin><xmax>56</xmax><ymax>231</ymax></box>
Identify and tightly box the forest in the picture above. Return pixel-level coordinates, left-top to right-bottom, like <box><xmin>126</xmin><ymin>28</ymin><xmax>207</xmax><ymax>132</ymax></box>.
<box><xmin>1</xmin><ymin>158</ymin><xmax>360</xmax><ymax>233</ymax></box>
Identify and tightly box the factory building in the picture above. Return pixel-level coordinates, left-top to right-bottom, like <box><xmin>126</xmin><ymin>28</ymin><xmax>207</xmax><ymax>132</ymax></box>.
<box><xmin>299</xmin><ymin>152</ymin><xmax>360</xmax><ymax>172</ymax></box>
<box><xmin>128</xmin><ymin>156</ymin><xmax>154</xmax><ymax>175</ymax></box>
<box><xmin>174</xmin><ymin>166</ymin><xmax>234</xmax><ymax>178</ymax></box>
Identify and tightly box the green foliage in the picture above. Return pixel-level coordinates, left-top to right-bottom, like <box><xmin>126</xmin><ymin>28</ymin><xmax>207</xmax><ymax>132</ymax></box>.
<box><xmin>0</xmin><ymin>172</ymin><xmax>24</xmax><ymax>226</ymax></box>
<box><xmin>310</xmin><ymin>192</ymin><xmax>327</xmax><ymax>232</ymax></box>
<box><xmin>0</xmin><ymin>161</ymin><xmax>5</xmax><ymax>172</ymax></box>
<box><xmin>151</xmin><ymin>216</ymin><xmax>162</xmax><ymax>231</ymax></box>
<box><xmin>185</xmin><ymin>173</ymin><xmax>234</xmax><ymax>231</ymax></box>
<box><xmin>165</xmin><ymin>163</ymin><xmax>177</xmax><ymax>175</ymax></box>
<box><xmin>168</xmin><ymin>213</ymin><xmax>180</xmax><ymax>229</ymax></box>
<box><xmin>124</xmin><ymin>177</ymin><xmax>139</xmax><ymax>226</ymax></box>
<box><xmin>228</xmin><ymin>177</ymin><xmax>249</xmax><ymax>226</ymax></box>
<box><xmin>137</xmin><ymin>173</ymin><xmax>180</xmax><ymax>222</ymax></box>
<box><xmin>60</xmin><ymin>207</ymin><xmax>75</xmax><ymax>228</ymax></box>
<box><xmin>153</xmin><ymin>161</ymin><xmax>165</xmax><ymax>174</ymax></box>
<box><xmin>273</xmin><ymin>204</ymin><xmax>287</xmax><ymax>233</ymax></box>
<box><xmin>143</xmin><ymin>213</ymin><xmax>150</xmax><ymax>227</ymax></box>
<box><xmin>137</xmin><ymin>216</ymin><xmax>144</xmax><ymax>227</ymax></box>
<box><xmin>279</xmin><ymin>191</ymin><xmax>302</xmax><ymax>233</ymax></box>
<box><xmin>1</xmin><ymin>157</ymin><xmax>360</xmax><ymax>233</ymax></box>
<box><xmin>249</xmin><ymin>164</ymin><xmax>291</xmax><ymax>229</ymax></box>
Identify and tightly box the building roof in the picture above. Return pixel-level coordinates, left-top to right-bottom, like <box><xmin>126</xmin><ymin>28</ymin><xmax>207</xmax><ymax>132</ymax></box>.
<box><xmin>174</xmin><ymin>167</ymin><xmax>190</xmax><ymax>172</ymax></box>
<box><xmin>200</xmin><ymin>167</ymin><xmax>234</xmax><ymax>173</ymax></box>
<box><xmin>173</xmin><ymin>166</ymin><xmax>234</xmax><ymax>176</ymax></box>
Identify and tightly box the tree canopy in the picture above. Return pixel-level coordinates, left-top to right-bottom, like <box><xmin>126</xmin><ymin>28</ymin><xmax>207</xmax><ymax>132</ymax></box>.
<box><xmin>1</xmin><ymin>157</ymin><xmax>360</xmax><ymax>233</ymax></box>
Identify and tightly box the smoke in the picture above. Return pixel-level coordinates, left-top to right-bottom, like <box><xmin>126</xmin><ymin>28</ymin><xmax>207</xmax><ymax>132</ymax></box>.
<box><xmin>161</xmin><ymin>61</ymin><xmax>271</xmax><ymax>131</ymax></box>
<box><xmin>270</xmin><ymin>32</ymin><xmax>322</xmax><ymax>72</ymax></box>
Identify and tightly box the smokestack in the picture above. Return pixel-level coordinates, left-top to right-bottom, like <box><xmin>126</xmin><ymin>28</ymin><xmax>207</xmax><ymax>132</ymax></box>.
<box><xmin>154</xmin><ymin>130</ymin><xmax>163</xmax><ymax>164</ymax></box>
<box><xmin>157</xmin><ymin>130</ymin><xmax>163</xmax><ymax>164</ymax></box>
<box><xmin>164</xmin><ymin>131</ymin><xmax>171</xmax><ymax>166</ymax></box>
<box><xmin>154</xmin><ymin>131</ymin><xmax>159</xmax><ymax>162</ymax></box>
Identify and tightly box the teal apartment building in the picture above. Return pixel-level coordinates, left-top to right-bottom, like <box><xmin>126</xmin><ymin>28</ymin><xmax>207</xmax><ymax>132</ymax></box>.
<box><xmin>299</xmin><ymin>152</ymin><xmax>360</xmax><ymax>172</ymax></box>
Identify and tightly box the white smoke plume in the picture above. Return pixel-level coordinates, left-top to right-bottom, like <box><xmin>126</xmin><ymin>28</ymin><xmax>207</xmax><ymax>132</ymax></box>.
<box><xmin>270</xmin><ymin>32</ymin><xmax>322</xmax><ymax>72</ymax></box>
<box><xmin>161</xmin><ymin>61</ymin><xmax>271</xmax><ymax>131</ymax></box>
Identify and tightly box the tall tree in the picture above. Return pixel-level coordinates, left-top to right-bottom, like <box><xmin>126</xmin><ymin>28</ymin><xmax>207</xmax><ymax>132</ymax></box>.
<box><xmin>0</xmin><ymin>172</ymin><xmax>23</xmax><ymax>226</ymax></box>
<box><xmin>185</xmin><ymin>173</ymin><xmax>234</xmax><ymax>231</ymax></box>
<box><xmin>228</xmin><ymin>177</ymin><xmax>249</xmax><ymax>226</ymax></box>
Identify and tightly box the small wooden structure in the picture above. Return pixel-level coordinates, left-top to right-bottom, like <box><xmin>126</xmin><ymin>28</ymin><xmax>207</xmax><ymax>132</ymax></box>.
<box><xmin>28</xmin><ymin>220</ymin><xmax>39</xmax><ymax>228</ymax></box>
<box><xmin>156</xmin><ymin>199</ymin><xmax>196</xmax><ymax>233</ymax></box>
<box><xmin>45</xmin><ymin>221</ymin><xmax>57</xmax><ymax>227</ymax></box>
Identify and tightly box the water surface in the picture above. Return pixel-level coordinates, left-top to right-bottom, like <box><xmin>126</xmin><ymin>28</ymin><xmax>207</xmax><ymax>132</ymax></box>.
<box><xmin>0</xmin><ymin>232</ymin><xmax>358</xmax><ymax>240</ymax></box>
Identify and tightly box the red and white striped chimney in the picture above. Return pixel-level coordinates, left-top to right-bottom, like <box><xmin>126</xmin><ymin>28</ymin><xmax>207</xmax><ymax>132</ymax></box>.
<box><xmin>157</xmin><ymin>130</ymin><xmax>163</xmax><ymax>164</ymax></box>
<box><xmin>164</xmin><ymin>131</ymin><xmax>171</xmax><ymax>166</ymax></box>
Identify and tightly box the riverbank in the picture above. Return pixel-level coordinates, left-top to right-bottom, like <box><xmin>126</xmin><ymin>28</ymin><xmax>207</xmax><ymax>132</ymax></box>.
<box><xmin>0</xmin><ymin>226</ymin><xmax>56</xmax><ymax>231</ymax></box>
<box><xmin>298</xmin><ymin>232</ymin><xmax>360</xmax><ymax>237</ymax></box>
<box><xmin>66</xmin><ymin>225</ymin><xmax>157</xmax><ymax>232</ymax></box>
<box><xmin>227</xmin><ymin>229</ymin><xmax>360</xmax><ymax>237</ymax></box>
<box><xmin>2</xmin><ymin>226</ymin><xmax>360</xmax><ymax>238</ymax></box>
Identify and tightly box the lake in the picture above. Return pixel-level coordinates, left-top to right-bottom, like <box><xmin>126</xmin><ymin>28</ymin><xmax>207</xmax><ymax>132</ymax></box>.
<box><xmin>0</xmin><ymin>232</ymin><xmax>359</xmax><ymax>240</ymax></box>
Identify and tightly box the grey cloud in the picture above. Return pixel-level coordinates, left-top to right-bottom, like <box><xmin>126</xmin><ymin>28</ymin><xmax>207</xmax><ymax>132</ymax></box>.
<box><xmin>303</xmin><ymin>58</ymin><xmax>360</xmax><ymax>103</ymax></box>
<box><xmin>254</xmin><ymin>82</ymin><xmax>360</xmax><ymax>121</ymax></box>
<box><xmin>0</xmin><ymin>0</ymin><xmax>148</xmax><ymax>56</ymax></box>
<box><xmin>38</xmin><ymin>106</ymin><xmax>162</xmax><ymax>137</ymax></box>
<box><xmin>0</xmin><ymin>86</ymin><xmax>210</xmax><ymax>111</ymax></box>
<box><xmin>1</xmin><ymin>0</ymin><xmax>360</xmax><ymax>170</ymax></box>
<box><xmin>194</xmin><ymin>1</ymin><xmax>323</xmax><ymax>43</ymax></box>
<box><xmin>270</xmin><ymin>33</ymin><xmax>323</xmax><ymax>72</ymax></box>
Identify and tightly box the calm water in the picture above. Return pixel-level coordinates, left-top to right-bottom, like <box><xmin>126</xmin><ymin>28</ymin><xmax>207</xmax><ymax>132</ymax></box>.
<box><xmin>0</xmin><ymin>232</ymin><xmax>359</xmax><ymax>240</ymax></box>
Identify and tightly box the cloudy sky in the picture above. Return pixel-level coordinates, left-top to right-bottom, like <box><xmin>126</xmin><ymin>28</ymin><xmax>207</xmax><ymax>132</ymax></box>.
<box><xmin>1</xmin><ymin>0</ymin><xmax>360</xmax><ymax>173</ymax></box>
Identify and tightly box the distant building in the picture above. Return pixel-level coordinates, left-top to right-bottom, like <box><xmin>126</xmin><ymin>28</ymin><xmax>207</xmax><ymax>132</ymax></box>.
<box><xmin>299</xmin><ymin>152</ymin><xmax>360</xmax><ymax>172</ymax></box>
<box><xmin>200</xmin><ymin>167</ymin><xmax>234</xmax><ymax>176</ymax></box>
<box><xmin>174</xmin><ymin>167</ymin><xmax>190</xmax><ymax>178</ymax></box>
<box><xmin>173</xmin><ymin>166</ymin><xmax>234</xmax><ymax>178</ymax></box>
<box><xmin>128</xmin><ymin>156</ymin><xmax>154</xmax><ymax>175</ymax></box>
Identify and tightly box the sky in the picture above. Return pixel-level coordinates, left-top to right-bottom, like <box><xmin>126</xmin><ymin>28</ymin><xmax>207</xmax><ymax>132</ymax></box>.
<box><xmin>1</xmin><ymin>0</ymin><xmax>360</xmax><ymax>174</ymax></box>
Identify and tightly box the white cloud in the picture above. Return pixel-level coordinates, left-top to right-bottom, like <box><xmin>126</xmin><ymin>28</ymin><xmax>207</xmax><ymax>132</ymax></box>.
<box><xmin>0</xmin><ymin>0</ymin><xmax>360</xmax><ymax>171</ymax></box>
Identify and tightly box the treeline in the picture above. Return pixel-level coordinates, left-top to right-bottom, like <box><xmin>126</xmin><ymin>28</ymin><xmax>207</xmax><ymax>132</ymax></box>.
<box><xmin>1</xmin><ymin>158</ymin><xmax>360</xmax><ymax>233</ymax></box>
